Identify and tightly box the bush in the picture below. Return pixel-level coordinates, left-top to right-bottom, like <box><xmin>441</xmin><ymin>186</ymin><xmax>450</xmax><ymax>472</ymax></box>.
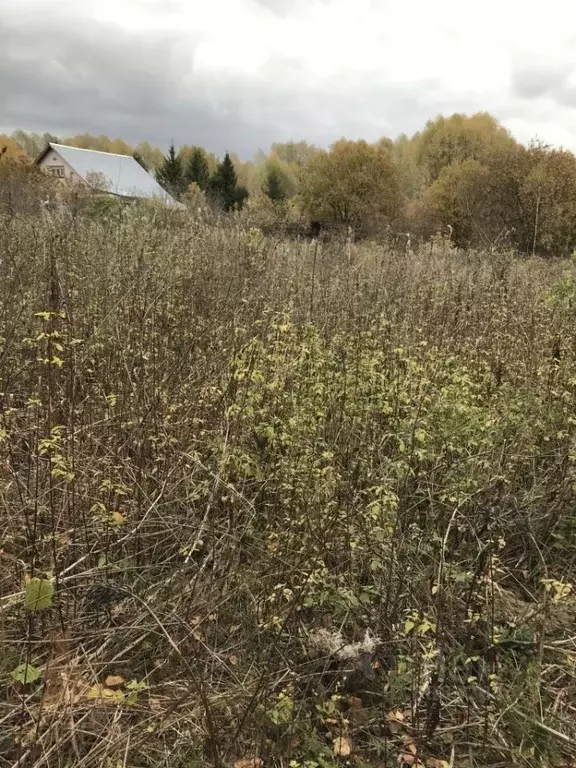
<box><xmin>0</xmin><ymin>160</ymin><xmax>49</xmax><ymax>215</ymax></box>
<box><xmin>1</xmin><ymin>208</ymin><xmax>576</xmax><ymax>767</ymax></box>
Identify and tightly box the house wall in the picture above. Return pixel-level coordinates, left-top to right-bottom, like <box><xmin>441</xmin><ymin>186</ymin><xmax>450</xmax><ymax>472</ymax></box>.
<box><xmin>37</xmin><ymin>148</ymin><xmax>84</xmax><ymax>185</ymax></box>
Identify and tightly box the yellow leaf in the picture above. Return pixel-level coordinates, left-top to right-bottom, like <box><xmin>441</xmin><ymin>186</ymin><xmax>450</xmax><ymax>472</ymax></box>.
<box><xmin>387</xmin><ymin>708</ymin><xmax>406</xmax><ymax>734</ymax></box>
<box><xmin>234</xmin><ymin>760</ymin><xmax>264</xmax><ymax>768</ymax></box>
<box><xmin>87</xmin><ymin>685</ymin><xmax>124</xmax><ymax>702</ymax></box>
<box><xmin>333</xmin><ymin>736</ymin><xmax>352</xmax><ymax>757</ymax></box>
<box><xmin>110</xmin><ymin>511</ymin><xmax>125</xmax><ymax>526</ymax></box>
<box><xmin>105</xmin><ymin>675</ymin><xmax>125</xmax><ymax>687</ymax></box>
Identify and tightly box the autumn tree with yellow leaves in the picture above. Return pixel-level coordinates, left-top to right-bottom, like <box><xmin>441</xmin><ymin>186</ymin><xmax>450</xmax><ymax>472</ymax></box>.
<box><xmin>299</xmin><ymin>138</ymin><xmax>402</xmax><ymax>232</ymax></box>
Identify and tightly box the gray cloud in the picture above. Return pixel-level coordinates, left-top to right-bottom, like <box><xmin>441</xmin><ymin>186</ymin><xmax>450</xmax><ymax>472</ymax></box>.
<box><xmin>0</xmin><ymin>9</ymin><xmax>280</xmax><ymax>156</ymax></box>
<box><xmin>1</xmin><ymin>1</ymin><xmax>526</xmax><ymax>157</ymax></box>
<box><xmin>511</xmin><ymin>62</ymin><xmax>576</xmax><ymax>108</ymax></box>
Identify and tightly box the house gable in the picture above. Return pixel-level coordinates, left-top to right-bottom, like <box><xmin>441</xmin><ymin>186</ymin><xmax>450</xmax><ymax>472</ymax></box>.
<box><xmin>36</xmin><ymin>146</ymin><xmax>85</xmax><ymax>186</ymax></box>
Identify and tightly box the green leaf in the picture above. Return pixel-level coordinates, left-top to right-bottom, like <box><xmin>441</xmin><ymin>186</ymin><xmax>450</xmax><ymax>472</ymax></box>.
<box><xmin>404</xmin><ymin>619</ymin><xmax>416</xmax><ymax>634</ymax></box>
<box><xmin>25</xmin><ymin>578</ymin><xmax>54</xmax><ymax>611</ymax></box>
<box><xmin>11</xmin><ymin>663</ymin><xmax>42</xmax><ymax>684</ymax></box>
<box><xmin>126</xmin><ymin>680</ymin><xmax>148</xmax><ymax>692</ymax></box>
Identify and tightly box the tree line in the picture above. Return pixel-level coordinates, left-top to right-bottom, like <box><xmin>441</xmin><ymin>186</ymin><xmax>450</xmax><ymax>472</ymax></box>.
<box><xmin>4</xmin><ymin>113</ymin><xmax>576</xmax><ymax>255</ymax></box>
<box><xmin>151</xmin><ymin>144</ymin><xmax>248</xmax><ymax>212</ymax></box>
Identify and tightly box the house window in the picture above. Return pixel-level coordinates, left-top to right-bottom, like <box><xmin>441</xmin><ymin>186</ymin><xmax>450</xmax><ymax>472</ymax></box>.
<box><xmin>46</xmin><ymin>166</ymin><xmax>65</xmax><ymax>178</ymax></box>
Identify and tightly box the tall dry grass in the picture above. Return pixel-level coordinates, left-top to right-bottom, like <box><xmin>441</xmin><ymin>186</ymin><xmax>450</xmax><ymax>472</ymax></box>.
<box><xmin>1</xmin><ymin>206</ymin><xmax>576</xmax><ymax>768</ymax></box>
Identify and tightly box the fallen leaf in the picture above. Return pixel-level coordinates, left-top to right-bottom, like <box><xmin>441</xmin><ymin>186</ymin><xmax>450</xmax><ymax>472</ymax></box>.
<box><xmin>401</xmin><ymin>738</ymin><xmax>417</xmax><ymax>751</ymax></box>
<box><xmin>387</xmin><ymin>709</ymin><xmax>406</xmax><ymax>734</ymax></box>
<box><xmin>105</xmin><ymin>675</ymin><xmax>125</xmax><ymax>687</ymax></box>
<box><xmin>333</xmin><ymin>736</ymin><xmax>352</xmax><ymax>757</ymax></box>
<box><xmin>234</xmin><ymin>760</ymin><xmax>264</xmax><ymax>768</ymax></box>
<box><xmin>229</xmin><ymin>655</ymin><xmax>238</xmax><ymax>666</ymax></box>
<box><xmin>398</xmin><ymin>744</ymin><xmax>421</xmax><ymax>766</ymax></box>
<box><xmin>149</xmin><ymin>697</ymin><xmax>165</xmax><ymax>712</ymax></box>
<box><xmin>110</xmin><ymin>511</ymin><xmax>125</xmax><ymax>526</ymax></box>
<box><xmin>348</xmin><ymin>696</ymin><xmax>363</xmax><ymax>710</ymax></box>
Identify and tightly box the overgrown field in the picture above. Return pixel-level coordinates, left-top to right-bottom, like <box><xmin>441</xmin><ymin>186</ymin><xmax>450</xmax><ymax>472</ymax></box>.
<box><xmin>2</xmin><ymin>209</ymin><xmax>576</xmax><ymax>768</ymax></box>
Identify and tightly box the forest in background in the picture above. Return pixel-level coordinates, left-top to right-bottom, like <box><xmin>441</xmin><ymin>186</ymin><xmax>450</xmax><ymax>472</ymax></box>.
<box><xmin>4</xmin><ymin>112</ymin><xmax>576</xmax><ymax>256</ymax></box>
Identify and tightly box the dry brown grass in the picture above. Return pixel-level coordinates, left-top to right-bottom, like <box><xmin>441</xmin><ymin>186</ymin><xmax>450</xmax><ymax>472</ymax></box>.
<box><xmin>1</xmin><ymin>206</ymin><xmax>576</xmax><ymax>767</ymax></box>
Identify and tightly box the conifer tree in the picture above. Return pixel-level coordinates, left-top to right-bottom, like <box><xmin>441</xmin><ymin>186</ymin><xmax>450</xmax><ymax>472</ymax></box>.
<box><xmin>264</xmin><ymin>165</ymin><xmax>288</xmax><ymax>202</ymax></box>
<box><xmin>155</xmin><ymin>142</ymin><xmax>186</xmax><ymax>199</ymax></box>
<box><xmin>210</xmin><ymin>153</ymin><xmax>248</xmax><ymax>211</ymax></box>
<box><xmin>185</xmin><ymin>148</ymin><xmax>210</xmax><ymax>191</ymax></box>
<box><xmin>133</xmin><ymin>151</ymin><xmax>148</xmax><ymax>171</ymax></box>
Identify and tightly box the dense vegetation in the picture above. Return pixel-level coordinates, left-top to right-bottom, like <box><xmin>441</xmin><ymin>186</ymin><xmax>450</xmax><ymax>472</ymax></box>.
<box><xmin>6</xmin><ymin>111</ymin><xmax>576</xmax><ymax>255</ymax></box>
<box><xmin>1</xmin><ymin>199</ymin><xmax>576</xmax><ymax>768</ymax></box>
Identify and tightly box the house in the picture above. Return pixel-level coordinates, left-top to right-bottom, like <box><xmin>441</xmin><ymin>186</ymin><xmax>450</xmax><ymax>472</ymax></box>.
<box><xmin>35</xmin><ymin>143</ymin><xmax>180</xmax><ymax>206</ymax></box>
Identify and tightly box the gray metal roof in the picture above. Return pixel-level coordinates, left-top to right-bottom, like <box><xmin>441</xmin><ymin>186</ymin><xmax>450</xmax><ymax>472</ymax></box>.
<box><xmin>47</xmin><ymin>143</ymin><xmax>179</xmax><ymax>205</ymax></box>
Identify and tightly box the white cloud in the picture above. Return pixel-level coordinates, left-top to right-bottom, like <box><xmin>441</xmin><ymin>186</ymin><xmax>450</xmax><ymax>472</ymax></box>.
<box><xmin>3</xmin><ymin>0</ymin><xmax>576</xmax><ymax>153</ymax></box>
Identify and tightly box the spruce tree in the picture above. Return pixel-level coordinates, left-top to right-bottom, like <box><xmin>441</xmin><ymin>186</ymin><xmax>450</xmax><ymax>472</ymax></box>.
<box><xmin>155</xmin><ymin>142</ymin><xmax>186</xmax><ymax>199</ymax></box>
<box><xmin>133</xmin><ymin>151</ymin><xmax>148</xmax><ymax>171</ymax></box>
<box><xmin>185</xmin><ymin>148</ymin><xmax>210</xmax><ymax>191</ymax></box>
<box><xmin>264</xmin><ymin>166</ymin><xmax>287</xmax><ymax>202</ymax></box>
<box><xmin>210</xmin><ymin>153</ymin><xmax>247</xmax><ymax>211</ymax></box>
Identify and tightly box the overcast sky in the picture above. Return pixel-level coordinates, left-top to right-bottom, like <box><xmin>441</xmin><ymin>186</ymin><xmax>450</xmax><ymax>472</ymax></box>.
<box><xmin>2</xmin><ymin>0</ymin><xmax>576</xmax><ymax>158</ymax></box>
